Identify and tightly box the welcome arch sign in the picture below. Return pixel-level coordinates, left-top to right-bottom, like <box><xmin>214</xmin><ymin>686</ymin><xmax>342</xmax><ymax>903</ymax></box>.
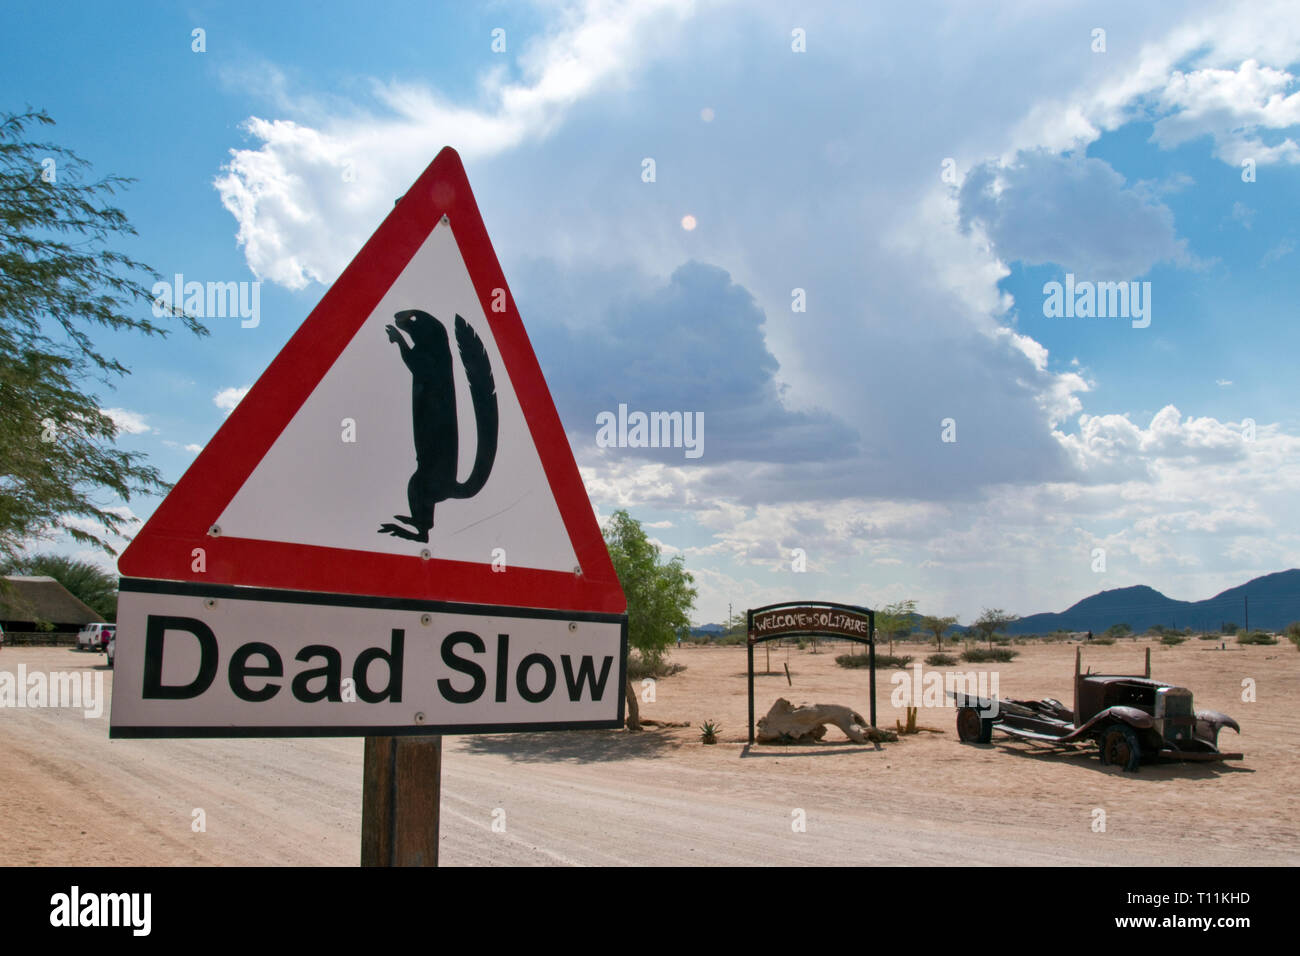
<box><xmin>745</xmin><ymin>601</ymin><xmax>876</xmax><ymax>744</ymax></box>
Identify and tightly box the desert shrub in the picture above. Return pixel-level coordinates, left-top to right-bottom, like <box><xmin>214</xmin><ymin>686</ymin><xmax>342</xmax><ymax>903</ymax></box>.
<box><xmin>837</xmin><ymin>653</ymin><xmax>911</xmax><ymax>669</ymax></box>
<box><xmin>1236</xmin><ymin>631</ymin><xmax>1278</xmax><ymax>645</ymax></box>
<box><xmin>1198</xmin><ymin>634</ymin><xmax>1220</xmax><ymax>640</ymax></box>
<box><xmin>1091</xmin><ymin>637</ymin><xmax>1116</xmax><ymax>646</ymax></box>
<box><xmin>961</xmin><ymin>648</ymin><xmax>1018</xmax><ymax>663</ymax></box>
<box><xmin>1285</xmin><ymin>622</ymin><xmax>1300</xmax><ymax>651</ymax></box>
<box><xmin>1161</xmin><ymin>634</ymin><xmax>1186</xmax><ymax>646</ymax></box>
<box><xmin>715</xmin><ymin>632</ymin><xmax>747</xmax><ymax>646</ymax></box>
<box><xmin>1105</xmin><ymin>623</ymin><xmax>1132</xmax><ymax>639</ymax></box>
<box><xmin>925</xmin><ymin>653</ymin><xmax>958</xmax><ymax>666</ymax></box>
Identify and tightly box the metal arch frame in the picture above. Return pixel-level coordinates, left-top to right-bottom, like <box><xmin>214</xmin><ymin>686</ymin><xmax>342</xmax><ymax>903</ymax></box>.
<box><xmin>745</xmin><ymin>601</ymin><xmax>876</xmax><ymax>745</ymax></box>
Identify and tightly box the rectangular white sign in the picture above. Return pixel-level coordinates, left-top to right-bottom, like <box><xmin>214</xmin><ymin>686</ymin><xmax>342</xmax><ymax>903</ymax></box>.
<box><xmin>110</xmin><ymin>583</ymin><xmax>627</xmax><ymax>737</ymax></box>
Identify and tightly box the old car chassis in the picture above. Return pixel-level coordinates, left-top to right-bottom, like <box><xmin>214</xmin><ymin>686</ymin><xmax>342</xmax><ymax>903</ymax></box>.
<box><xmin>952</xmin><ymin>648</ymin><xmax>1242</xmax><ymax>771</ymax></box>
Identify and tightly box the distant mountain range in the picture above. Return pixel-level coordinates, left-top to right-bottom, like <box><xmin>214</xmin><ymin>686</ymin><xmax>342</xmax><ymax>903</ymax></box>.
<box><xmin>693</xmin><ymin>570</ymin><xmax>1300</xmax><ymax>638</ymax></box>
<box><xmin>1004</xmin><ymin>569</ymin><xmax>1300</xmax><ymax>635</ymax></box>
<box><xmin>690</xmin><ymin>623</ymin><xmax>727</xmax><ymax>637</ymax></box>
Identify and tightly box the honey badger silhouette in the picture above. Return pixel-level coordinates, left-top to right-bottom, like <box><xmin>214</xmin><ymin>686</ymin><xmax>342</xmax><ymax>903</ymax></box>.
<box><xmin>379</xmin><ymin>309</ymin><xmax>498</xmax><ymax>543</ymax></box>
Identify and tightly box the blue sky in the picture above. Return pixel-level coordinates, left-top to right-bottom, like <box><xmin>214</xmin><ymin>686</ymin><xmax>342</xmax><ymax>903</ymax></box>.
<box><xmin>5</xmin><ymin>0</ymin><xmax>1300</xmax><ymax>625</ymax></box>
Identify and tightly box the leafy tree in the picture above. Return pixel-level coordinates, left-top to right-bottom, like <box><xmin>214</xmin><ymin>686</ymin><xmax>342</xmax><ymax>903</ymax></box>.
<box><xmin>875</xmin><ymin>599</ymin><xmax>917</xmax><ymax>654</ymax></box>
<box><xmin>602</xmin><ymin>510</ymin><xmax>697</xmax><ymax>729</ymax></box>
<box><xmin>972</xmin><ymin>607</ymin><xmax>1019</xmax><ymax>649</ymax></box>
<box><xmin>0</xmin><ymin>109</ymin><xmax>206</xmax><ymax>565</ymax></box>
<box><xmin>2</xmin><ymin>553</ymin><xmax>117</xmax><ymax>620</ymax></box>
<box><xmin>1104</xmin><ymin>622</ymin><xmax>1132</xmax><ymax>639</ymax></box>
<box><xmin>920</xmin><ymin>614</ymin><xmax>959</xmax><ymax>651</ymax></box>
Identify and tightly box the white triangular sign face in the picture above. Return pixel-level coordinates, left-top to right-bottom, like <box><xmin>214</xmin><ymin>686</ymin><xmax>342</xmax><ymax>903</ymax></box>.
<box><xmin>119</xmin><ymin>147</ymin><xmax>624</xmax><ymax>615</ymax></box>
<box><xmin>216</xmin><ymin>221</ymin><xmax>577</xmax><ymax>572</ymax></box>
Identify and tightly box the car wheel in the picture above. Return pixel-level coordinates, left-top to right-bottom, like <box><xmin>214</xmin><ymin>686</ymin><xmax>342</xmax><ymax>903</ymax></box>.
<box><xmin>956</xmin><ymin>707</ymin><xmax>993</xmax><ymax>744</ymax></box>
<box><xmin>1100</xmin><ymin>726</ymin><xmax>1142</xmax><ymax>772</ymax></box>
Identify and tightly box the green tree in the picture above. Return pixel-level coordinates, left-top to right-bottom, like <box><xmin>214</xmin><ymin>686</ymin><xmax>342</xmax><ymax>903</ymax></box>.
<box><xmin>876</xmin><ymin>599</ymin><xmax>917</xmax><ymax>654</ymax></box>
<box><xmin>1104</xmin><ymin>622</ymin><xmax>1132</xmax><ymax>639</ymax></box>
<box><xmin>602</xmin><ymin>510</ymin><xmax>697</xmax><ymax>728</ymax></box>
<box><xmin>920</xmin><ymin>614</ymin><xmax>959</xmax><ymax>651</ymax></box>
<box><xmin>0</xmin><ymin>109</ymin><xmax>205</xmax><ymax>565</ymax></box>
<box><xmin>2</xmin><ymin>553</ymin><xmax>117</xmax><ymax>620</ymax></box>
<box><xmin>972</xmin><ymin>607</ymin><xmax>1018</xmax><ymax>649</ymax></box>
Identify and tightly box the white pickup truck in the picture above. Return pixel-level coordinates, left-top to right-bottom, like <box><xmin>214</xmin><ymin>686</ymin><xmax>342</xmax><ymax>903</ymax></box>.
<box><xmin>76</xmin><ymin>622</ymin><xmax>115</xmax><ymax>652</ymax></box>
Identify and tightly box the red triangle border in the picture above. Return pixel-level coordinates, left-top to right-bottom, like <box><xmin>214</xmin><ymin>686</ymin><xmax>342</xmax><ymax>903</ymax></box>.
<box><xmin>118</xmin><ymin>148</ymin><xmax>626</xmax><ymax>615</ymax></box>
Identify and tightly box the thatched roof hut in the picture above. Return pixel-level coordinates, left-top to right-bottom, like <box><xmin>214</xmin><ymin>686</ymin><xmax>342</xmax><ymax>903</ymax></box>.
<box><xmin>0</xmin><ymin>575</ymin><xmax>105</xmax><ymax>631</ymax></box>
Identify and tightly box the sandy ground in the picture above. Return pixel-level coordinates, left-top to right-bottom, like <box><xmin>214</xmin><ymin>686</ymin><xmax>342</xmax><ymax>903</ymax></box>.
<box><xmin>1</xmin><ymin>638</ymin><xmax>1296</xmax><ymax>866</ymax></box>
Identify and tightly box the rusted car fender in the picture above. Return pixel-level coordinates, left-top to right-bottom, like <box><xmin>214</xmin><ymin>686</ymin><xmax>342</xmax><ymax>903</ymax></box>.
<box><xmin>1195</xmin><ymin>709</ymin><xmax>1240</xmax><ymax>746</ymax></box>
<box><xmin>1062</xmin><ymin>705</ymin><xmax>1154</xmax><ymax>742</ymax></box>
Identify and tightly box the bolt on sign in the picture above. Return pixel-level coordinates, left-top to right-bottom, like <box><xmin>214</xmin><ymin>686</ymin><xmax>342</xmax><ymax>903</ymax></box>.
<box><xmin>111</xmin><ymin>148</ymin><xmax>628</xmax><ymax>738</ymax></box>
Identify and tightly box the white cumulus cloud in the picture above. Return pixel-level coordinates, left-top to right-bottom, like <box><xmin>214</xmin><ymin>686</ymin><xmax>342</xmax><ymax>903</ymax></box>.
<box><xmin>214</xmin><ymin>0</ymin><xmax>698</xmax><ymax>290</ymax></box>
<box><xmin>101</xmin><ymin>407</ymin><xmax>151</xmax><ymax>435</ymax></box>
<box><xmin>214</xmin><ymin>386</ymin><xmax>251</xmax><ymax>415</ymax></box>
<box><xmin>1152</xmin><ymin>59</ymin><xmax>1300</xmax><ymax>166</ymax></box>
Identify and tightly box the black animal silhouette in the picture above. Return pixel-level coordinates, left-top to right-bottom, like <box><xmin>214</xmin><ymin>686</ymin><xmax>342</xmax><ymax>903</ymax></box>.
<box><xmin>378</xmin><ymin>309</ymin><xmax>498</xmax><ymax>542</ymax></box>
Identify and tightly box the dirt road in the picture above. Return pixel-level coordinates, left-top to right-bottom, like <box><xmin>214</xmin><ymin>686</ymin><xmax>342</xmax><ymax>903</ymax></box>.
<box><xmin>2</xmin><ymin>641</ymin><xmax>1296</xmax><ymax>866</ymax></box>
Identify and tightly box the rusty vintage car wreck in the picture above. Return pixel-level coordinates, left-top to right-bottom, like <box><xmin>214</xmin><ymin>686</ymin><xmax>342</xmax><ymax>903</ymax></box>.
<box><xmin>952</xmin><ymin>648</ymin><xmax>1242</xmax><ymax>771</ymax></box>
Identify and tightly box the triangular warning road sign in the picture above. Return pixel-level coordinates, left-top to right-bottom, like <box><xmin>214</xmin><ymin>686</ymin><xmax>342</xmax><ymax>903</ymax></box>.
<box><xmin>119</xmin><ymin>148</ymin><xmax>625</xmax><ymax>615</ymax></box>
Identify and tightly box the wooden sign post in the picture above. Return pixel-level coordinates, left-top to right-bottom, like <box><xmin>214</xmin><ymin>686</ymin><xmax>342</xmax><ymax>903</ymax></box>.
<box><xmin>361</xmin><ymin>736</ymin><xmax>443</xmax><ymax>867</ymax></box>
